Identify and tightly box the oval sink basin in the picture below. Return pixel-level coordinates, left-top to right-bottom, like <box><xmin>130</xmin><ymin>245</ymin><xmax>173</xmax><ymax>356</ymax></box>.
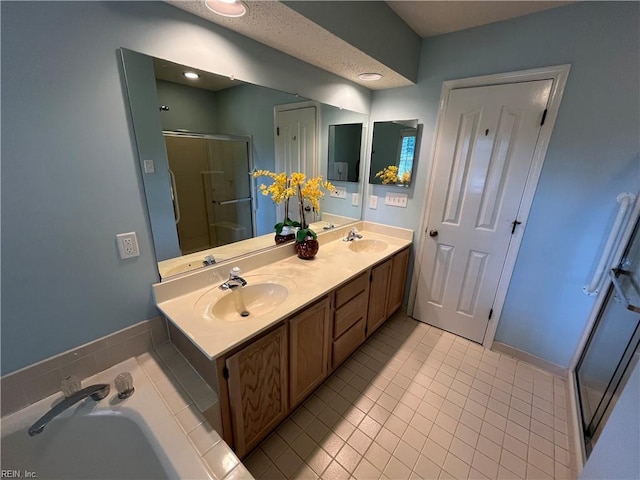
<box><xmin>193</xmin><ymin>275</ymin><xmax>296</xmax><ymax>325</ymax></box>
<box><xmin>348</xmin><ymin>239</ymin><xmax>388</xmax><ymax>253</ymax></box>
<box><xmin>212</xmin><ymin>283</ymin><xmax>289</xmax><ymax>322</ymax></box>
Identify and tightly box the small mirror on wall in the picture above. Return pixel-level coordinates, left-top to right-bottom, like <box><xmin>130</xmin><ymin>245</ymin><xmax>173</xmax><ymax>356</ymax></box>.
<box><xmin>327</xmin><ymin>123</ymin><xmax>363</xmax><ymax>183</ymax></box>
<box><xmin>369</xmin><ymin>119</ymin><xmax>418</xmax><ymax>187</ymax></box>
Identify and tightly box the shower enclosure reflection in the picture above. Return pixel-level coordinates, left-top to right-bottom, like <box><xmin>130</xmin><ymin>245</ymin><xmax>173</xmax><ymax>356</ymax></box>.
<box><xmin>164</xmin><ymin>133</ymin><xmax>255</xmax><ymax>255</ymax></box>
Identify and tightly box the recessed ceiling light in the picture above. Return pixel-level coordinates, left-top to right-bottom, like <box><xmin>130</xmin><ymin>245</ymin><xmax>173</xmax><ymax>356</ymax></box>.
<box><xmin>183</xmin><ymin>71</ymin><xmax>199</xmax><ymax>80</ymax></box>
<box><xmin>358</xmin><ymin>73</ymin><xmax>383</xmax><ymax>81</ymax></box>
<box><xmin>204</xmin><ymin>0</ymin><xmax>247</xmax><ymax>17</ymax></box>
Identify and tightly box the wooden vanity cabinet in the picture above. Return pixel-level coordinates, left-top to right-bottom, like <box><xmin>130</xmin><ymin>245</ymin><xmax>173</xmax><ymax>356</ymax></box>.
<box><xmin>367</xmin><ymin>258</ymin><xmax>393</xmax><ymax>335</ymax></box>
<box><xmin>170</xmin><ymin>244</ymin><xmax>411</xmax><ymax>459</ymax></box>
<box><xmin>367</xmin><ymin>246</ymin><xmax>411</xmax><ymax>336</ymax></box>
<box><xmin>386</xmin><ymin>247</ymin><xmax>411</xmax><ymax>318</ymax></box>
<box><xmin>225</xmin><ymin>325</ymin><xmax>288</xmax><ymax>458</ymax></box>
<box><xmin>289</xmin><ymin>296</ymin><xmax>331</xmax><ymax>409</ymax></box>
<box><xmin>331</xmin><ymin>273</ymin><xmax>369</xmax><ymax>370</ymax></box>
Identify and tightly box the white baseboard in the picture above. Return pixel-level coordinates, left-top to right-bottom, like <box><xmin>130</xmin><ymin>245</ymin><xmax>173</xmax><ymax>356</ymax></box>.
<box><xmin>491</xmin><ymin>341</ymin><xmax>568</xmax><ymax>377</ymax></box>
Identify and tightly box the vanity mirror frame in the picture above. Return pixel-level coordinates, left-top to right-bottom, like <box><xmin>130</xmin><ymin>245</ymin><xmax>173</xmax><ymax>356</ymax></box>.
<box><xmin>119</xmin><ymin>48</ymin><xmax>368</xmax><ymax>280</ymax></box>
<box><xmin>368</xmin><ymin>119</ymin><xmax>419</xmax><ymax>187</ymax></box>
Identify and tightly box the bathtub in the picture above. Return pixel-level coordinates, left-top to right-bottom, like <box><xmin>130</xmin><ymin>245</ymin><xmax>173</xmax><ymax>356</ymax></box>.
<box><xmin>1</xmin><ymin>358</ymin><xmax>214</xmax><ymax>479</ymax></box>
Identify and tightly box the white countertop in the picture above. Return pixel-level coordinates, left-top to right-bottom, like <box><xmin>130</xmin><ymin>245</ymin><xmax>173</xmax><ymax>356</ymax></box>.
<box><xmin>157</xmin><ymin>213</ymin><xmax>358</xmax><ymax>278</ymax></box>
<box><xmin>154</xmin><ymin>222</ymin><xmax>413</xmax><ymax>360</ymax></box>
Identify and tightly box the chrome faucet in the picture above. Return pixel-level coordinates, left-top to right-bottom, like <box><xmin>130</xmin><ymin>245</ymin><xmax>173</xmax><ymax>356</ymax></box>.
<box><xmin>28</xmin><ymin>383</ymin><xmax>110</xmax><ymax>436</ymax></box>
<box><xmin>203</xmin><ymin>255</ymin><xmax>216</xmax><ymax>266</ymax></box>
<box><xmin>219</xmin><ymin>267</ymin><xmax>247</xmax><ymax>290</ymax></box>
<box><xmin>322</xmin><ymin>223</ymin><xmax>336</xmax><ymax>230</ymax></box>
<box><xmin>343</xmin><ymin>228</ymin><xmax>363</xmax><ymax>242</ymax></box>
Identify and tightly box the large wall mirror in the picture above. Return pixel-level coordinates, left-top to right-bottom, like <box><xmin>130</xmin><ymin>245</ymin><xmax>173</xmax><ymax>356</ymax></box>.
<box><xmin>368</xmin><ymin>119</ymin><xmax>418</xmax><ymax>187</ymax></box>
<box><xmin>120</xmin><ymin>49</ymin><xmax>367</xmax><ymax>279</ymax></box>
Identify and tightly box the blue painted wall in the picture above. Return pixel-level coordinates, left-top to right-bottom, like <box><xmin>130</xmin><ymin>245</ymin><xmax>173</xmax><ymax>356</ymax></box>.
<box><xmin>156</xmin><ymin>80</ymin><xmax>219</xmax><ymax>134</ymax></box>
<box><xmin>365</xmin><ymin>1</ymin><xmax>640</xmax><ymax>368</ymax></box>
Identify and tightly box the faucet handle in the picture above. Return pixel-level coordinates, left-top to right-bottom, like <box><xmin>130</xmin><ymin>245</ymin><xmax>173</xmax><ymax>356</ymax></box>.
<box><xmin>230</xmin><ymin>267</ymin><xmax>241</xmax><ymax>278</ymax></box>
<box><xmin>115</xmin><ymin>372</ymin><xmax>135</xmax><ymax>399</ymax></box>
<box><xmin>61</xmin><ymin>375</ymin><xmax>81</xmax><ymax>398</ymax></box>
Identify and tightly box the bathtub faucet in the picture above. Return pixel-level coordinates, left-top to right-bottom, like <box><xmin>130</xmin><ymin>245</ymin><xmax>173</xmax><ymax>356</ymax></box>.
<box><xmin>28</xmin><ymin>383</ymin><xmax>110</xmax><ymax>436</ymax></box>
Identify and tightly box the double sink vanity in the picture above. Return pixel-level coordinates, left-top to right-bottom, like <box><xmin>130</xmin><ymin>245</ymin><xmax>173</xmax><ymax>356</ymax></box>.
<box><xmin>153</xmin><ymin>222</ymin><xmax>412</xmax><ymax>458</ymax></box>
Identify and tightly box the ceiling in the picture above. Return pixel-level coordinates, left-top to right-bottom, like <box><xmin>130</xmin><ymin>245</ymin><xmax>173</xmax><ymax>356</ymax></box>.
<box><xmin>153</xmin><ymin>57</ymin><xmax>243</xmax><ymax>91</ymax></box>
<box><xmin>387</xmin><ymin>1</ymin><xmax>573</xmax><ymax>38</ymax></box>
<box><xmin>166</xmin><ymin>1</ymin><xmax>573</xmax><ymax>90</ymax></box>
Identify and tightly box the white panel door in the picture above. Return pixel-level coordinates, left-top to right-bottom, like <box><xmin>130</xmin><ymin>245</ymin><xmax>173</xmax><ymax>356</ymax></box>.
<box><xmin>275</xmin><ymin>106</ymin><xmax>318</xmax><ymax>224</ymax></box>
<box><xmin>414</xmin><ymin>80</ymin><xmax>552</xmax><ymax>343</ymax></box>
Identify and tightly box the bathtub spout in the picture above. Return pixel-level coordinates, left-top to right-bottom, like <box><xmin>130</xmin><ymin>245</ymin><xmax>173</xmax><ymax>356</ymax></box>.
<box><xmin>28</xmin><ymin>383</ymin><xmax>110</xmax><ymax>436</ymax></box>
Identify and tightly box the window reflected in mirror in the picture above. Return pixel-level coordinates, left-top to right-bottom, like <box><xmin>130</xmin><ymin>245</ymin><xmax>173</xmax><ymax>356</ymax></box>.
<box><xmin>369</xmin><ymin>119</ymin><xmax>418</xmax><ymax>187</ymax></box>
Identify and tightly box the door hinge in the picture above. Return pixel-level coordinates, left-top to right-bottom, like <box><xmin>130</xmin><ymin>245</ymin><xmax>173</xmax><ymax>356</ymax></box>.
<box><xmin>488</xmin><ymin>308</ymin><xmax>493</xmax><ymax>320</ymax></box>
<box><xmin>276</xmin><ymin>126</ymin><xmax>280</xmax><ymax>136</ymax></box>
<box><xmin>540</xmin><ymin>109</ymin><xmax>548</xmax><ymax>126</ymax></box>
<box><xmin>223</xmin><ymin>365</ymin><xmax>229</xmax><ymax>379</ymax></box>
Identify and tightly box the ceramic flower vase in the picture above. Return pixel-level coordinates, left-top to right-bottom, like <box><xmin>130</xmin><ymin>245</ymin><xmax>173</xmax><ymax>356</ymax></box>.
<box><xmin>295</xmin><ymin>238</ymin><xmax>319</xmax><ymax>259</ymax></box>
<box><xmin>274</xmin><ymin>225</ymin><xmax>296</xmax><ymax>245</ymax></box>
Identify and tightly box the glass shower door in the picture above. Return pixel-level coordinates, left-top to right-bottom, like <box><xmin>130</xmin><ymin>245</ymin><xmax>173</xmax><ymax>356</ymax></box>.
<box><xmin>203</xmin><ymin>138</ymin><xmax>254</xmax><ymax>247</ymax></box>
<box><xmin>575</xmin><ymin>217</ymin><xmax>640</xmax><ymax>455</ymax></box>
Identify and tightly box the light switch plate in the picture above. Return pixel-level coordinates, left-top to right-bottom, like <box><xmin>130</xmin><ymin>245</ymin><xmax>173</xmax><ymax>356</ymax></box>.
<box><xmin>385</xmin><ymin>192</ymin><xmax>408</xmax><ymax>208</ymax></box>
<box><xmin>369</xmin><ymin>195</ymin><xmax>378</xmax><ymax>209</ymax></box>
<box><xmin>351</xmin><ymin>193</ymin><xmax>359</xmax><ymax>206</ymax></box>
<box><xmin>143</xmin><ymin>160</ymin><xmax>155</xmax><ymax>174</ymax></box>
<box><xmin>330</xmin><ymin>187</ymin><xmax>347</xmax><ymax>199</ymax></box>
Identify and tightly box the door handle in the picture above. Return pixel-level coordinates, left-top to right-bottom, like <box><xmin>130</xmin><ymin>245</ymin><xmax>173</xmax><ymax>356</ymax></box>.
<box><xmin>429</xmin><ymin>229</ymin><xmax>438</xmax><ymax>237</ymax></box>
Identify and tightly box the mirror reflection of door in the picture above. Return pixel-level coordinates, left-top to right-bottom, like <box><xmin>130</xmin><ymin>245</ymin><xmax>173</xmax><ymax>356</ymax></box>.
<box><xmin>274</xmin><ymin>104</ymin><xmax>318</xmax><ymax>224</ymax></box>
<box><xmin>164</xmin><ymin>133</ymin><xmax>254</xmax><ymax>255</ymax></box>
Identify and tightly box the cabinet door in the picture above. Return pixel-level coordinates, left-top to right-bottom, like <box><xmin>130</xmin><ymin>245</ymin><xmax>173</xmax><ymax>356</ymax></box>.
<box><xmin>289</xmin><ymin>297</ymin><xmax>331</xmax><ymax>408</ymax></box>
<box><xmin>367</xmin><ymin>259</ymin><xmax>392</xmax><ymax>335</ymax></box>
<box><xmin>226</xmin><ymin>325</ymin><xmax>288</xmax><ymax>458</ymax></box>
<box><xmin>386</xmin><ymin>247</ymin><xmax>410</xmax><ymax>317</ymax></box>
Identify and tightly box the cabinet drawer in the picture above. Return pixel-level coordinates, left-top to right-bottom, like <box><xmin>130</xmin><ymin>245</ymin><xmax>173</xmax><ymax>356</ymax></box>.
<box><xmin>334</xmin><ymin>290</ymin><xmax>367</xmax><ymax>339</ymax></box>
<box><xmin>335</xmin><ymin>272</ymin><xmax>368</xmax><ymax>309</ymax></box>
<box><xmin>332</xmin><ymin>318</ymin><xmax>365</xmax><ymax>368</ymax></box>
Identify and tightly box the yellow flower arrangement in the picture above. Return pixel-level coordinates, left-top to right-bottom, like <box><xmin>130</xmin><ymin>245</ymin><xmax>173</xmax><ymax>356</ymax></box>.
<box><xmin>253</xmin><ymin>170</ymin><xmax>334</xmax><ymax>241</ymax></box>
<box><xmin>375</xmin><ymin>165</ymin><xmax>411</xmax><ymax>186</ymax></box>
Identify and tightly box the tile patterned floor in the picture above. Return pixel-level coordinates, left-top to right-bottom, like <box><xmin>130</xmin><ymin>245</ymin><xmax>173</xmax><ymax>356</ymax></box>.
<box><xmin>244</xmin><ymin>312</ymin><xmax>577</xmax><ymax>479</ymax></box>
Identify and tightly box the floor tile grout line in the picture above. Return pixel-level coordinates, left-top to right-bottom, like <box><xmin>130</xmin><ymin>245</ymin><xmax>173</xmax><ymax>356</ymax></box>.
<box><xmin>245</xmin><ymin>313</ymin><xmax>576</xmax><ymax>479</ymax></box>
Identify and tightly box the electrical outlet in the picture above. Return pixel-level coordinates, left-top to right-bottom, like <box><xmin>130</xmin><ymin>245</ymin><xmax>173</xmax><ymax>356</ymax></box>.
<box><xmin>385</xmin><ymin>192</ymin><xmax>408</xmax><ymax>208</ymax></box>
<box><xmin>369</xmin><ymin>195</ymin><xmax>378</xmax><ymax>209</ymax></box>
<box><xmin>330</xmin><ymin>187</ymin><xmax>347</xmax><ymax>199</ymax></box>
<box><xmin>351</xmin><ymin>193</ymin><xmax>359</xmax><ymax>206</ymax></box>
<box><xmin>116</xmin><ymin>232</ymin><xmax>140</xmax><ymax>259</ymax></box>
